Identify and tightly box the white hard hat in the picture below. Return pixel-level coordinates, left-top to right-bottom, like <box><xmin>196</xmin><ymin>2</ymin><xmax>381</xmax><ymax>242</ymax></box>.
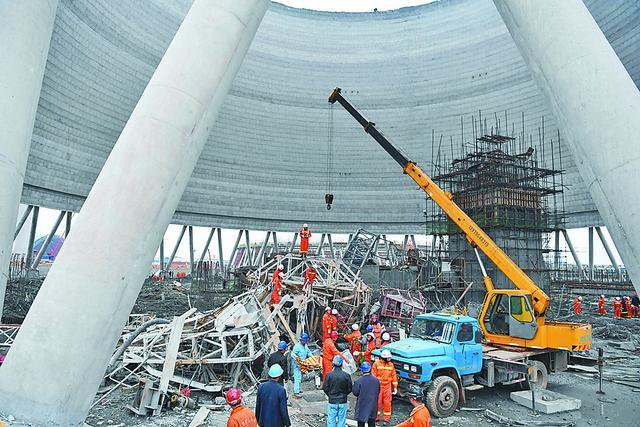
<box><xmin>277</xmin><ymin>264</ymin><xmax>284</xmax><ymax>270</ymax></box>
<box><xmin>616</xmin><ymin>297</ymin><xmax>621</xmax><ymax>300</ymax></box>
<box><xmin>382</xmin><ymin>332</ymin><xmax>391</xmax><ymax>341</ymax></box>
<box><xmin>578</xmin><ymin>296</ymin><xmax>583</xmax><ymax>301</ymax></box>
<box><xmin>352</xmin><ymin>323</ymin><xmax>360</xmax><ymax>331</ymax></box>
<box><xmin>601</xmin><ymin>295</ymin><xmax>605</xmax><ymax>298</ymax></box>
<box><xmin>325</xmin><ymin>307</ymin><xmax>331</xmax><ymax>311</ymax></box>
<box><xmin>381</xmin><ymin>349</ymin><xmax>392</xmax><ymax>359</ymax></box>
<box><xmin>332</xmin><ymin>309</ymin><xmax>338</xmax><ymax>315</ymax></box>
<box><xmin>278</xmin><ymin>272</ymin><xmax>284</xmax><ymax>278</ymax></box>
<box><xmin>303</xmin><ymin>223</ymin><xmax>308</xmax><ymax>228</ymax></box>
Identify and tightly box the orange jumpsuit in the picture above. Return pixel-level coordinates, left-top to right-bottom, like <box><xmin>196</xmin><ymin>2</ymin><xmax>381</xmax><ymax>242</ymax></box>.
<box><xmin>299</xmin><ymin>228</ymin><xmax>312</xmax><ymax>254</ymax></box>
<box><xmin>372</xmin><ymin>359</ymin><xmax>398</xmax><ymax>422</ymax></box>
<box><xmin>270</xmin><ymin>272</ymin><xmax>282</xmax><ymax>305</ymax></box>
<box><xmin>613</xmin><ymin>300</ymin><xmax>622</xmax><ymax>318</ymax></box>
<box><xmin>227</xmin><ymin>405</ymin><xmax>258</xmax><ymax>427</ymax></box>
<box><xmin>598</xmin><ymin>297</ymin><xmax>606</xmax><ymax>316</ymax></box>
<box><xmin>330</xmin><ymin>314</ymin><xmax>338</xmax><ymax>334</ymax></box>
<box><xmin>364</xmin><ymin>339</ymin><xmax>376</xmax><ymax>363</ymax></box>
<box><xmin>322</xmin><ymin>338</ymin><xmax>341</xmax><ymax>380</ymax></box>
<box><xmin>625</xmin><ymin>298</ymin><xmax>632</xmax><ymax>318</ymax></box>
<box><xmin>344</xmin><ymin>330</ymin><xmax>362</xmax><ymax>353</ymax></box>
<box><xmin>573</xmin><ymin>299</ymin><xmax>582</xmax><ymax>315</ymax></box>
<box><xmin>373</xmin><ymin>323</ymin><xmax>383</xmax><ymax>348</ymax></box>
<box><xmin>304</xmin><ymin>267</ymin><xmax>317</xmax><ymax>294</ymax></box>
<box><xmin>322</xmin><ymin>313</ymin><xmax>333</xmax><ymax>342</ymax></box>
<box><xmin>395</xmin><ymin>403</ymin><xmax>431</xmax><ymax>427</ymax></box>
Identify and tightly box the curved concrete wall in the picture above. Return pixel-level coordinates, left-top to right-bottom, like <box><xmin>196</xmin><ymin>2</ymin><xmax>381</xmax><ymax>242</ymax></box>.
<box><xmin>21</xmin><ymin>0</ymin><xmax>640</xmax><ymax>233</ymax></box>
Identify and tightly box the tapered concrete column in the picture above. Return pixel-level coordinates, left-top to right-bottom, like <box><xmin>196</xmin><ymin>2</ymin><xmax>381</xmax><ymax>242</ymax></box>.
<box><xmin>494</xmin><ymin>0</ymin><xmax>640</xmax><ymax>294</ymax></box>
<box><xmin>0</xmin><ymin>0</ymin><xmax>58</xmax><ymax>316</ymax></box>
<box><xmin>0</xmin><ymin>1</ymin><xmax>268</xmax><ymax>424</ymax></box>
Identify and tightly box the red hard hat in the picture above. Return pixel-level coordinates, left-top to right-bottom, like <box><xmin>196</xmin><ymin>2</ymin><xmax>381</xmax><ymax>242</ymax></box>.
<box><xmin>226</xmin><ymin>388</ymin><xmax>242</xmax><ymax>406</ymax></box>
<box><xmin>330</xmin><ymin>331</ymin><xmax>339</xmax><ymax>340</ymax></box>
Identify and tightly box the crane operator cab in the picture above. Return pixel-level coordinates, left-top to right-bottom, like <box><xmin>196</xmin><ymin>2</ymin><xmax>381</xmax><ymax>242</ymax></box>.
<box><xmin>482</xmin><ymin>291</ymin><xmax>538</xmax><ymax>340</ymax></box>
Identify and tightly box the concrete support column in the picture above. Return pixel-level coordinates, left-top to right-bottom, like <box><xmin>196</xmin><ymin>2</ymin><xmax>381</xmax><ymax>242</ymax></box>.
<box><xmin>198</xmin><ymin>227</ymin><xmax>215</xmax><ymax>264</ymax></box>
<box><xmin>14</xmin><ymin>205</ymin><xmax>34</xmax><ymax>240</ymax></box>
<box><xmin>494</xmin><ymin>0</ymin><xmax>640</xmax><ymax>294</ymax></box>
<box><xmin>188</xmin><ymin>226</ymin><xmax>194</xmax><ymax>276</ymax></box>
<box><xmin>562</xmin><ymin>229</ymin><xmax>586</xmax><ymax>280</ymax></box>
<box><xmin>166</xmin><ymin>225</ymin><xmax>187</xmax><ymax>271</ymax></box>
<box><xmin>159</xmin><ymin>238</ymin><xmax>165</xmax><ymax>272</ymax></box>
<box><xmin>216</xmin><ymin>228</ymin><xmax>224</xmax><ymax>271</ymax></box>
<box><xmin>24</xmin><ymin>206</ymin><xmax>39</xmax><ymax>268</ymax></box>
<box><xmin>31</xmin><ymin>210</ymin><xmax>65</xmax><ymax>269</ymax></box>
<box><xmin>227</xmin><ymin>229</ymin><xmax>243</xmax><ymax>274</ymax></box>
<box><xmin>0</xmin><ymin>0</ymin><xmax>58</xmax><ymax>316</ymax></box>
<box><xmin>244</xmin><ymin>230</ymin><xmax>252</xmax><ymax>266</ymax></box>
<box><xmin>595</xmin><ymin>226</ymin><xmax>621</xmax><ymax>279</ymax></box>
<box><xmin>553</xmin><ymin>230</ymin><xmax>561</xmax><ymax>271</ymax></box>
<box><xmin>64</xmin><ymin>211</ymin><xmax>72</xmax><ymax>238</ymax></box>
<box><xmin>0</xmin><ymin>1</ymin><xmax>268</xmax><ymax>424</ymax></box>
<box><xmin>271</xmin><ymin>231</ymin><xmax>278</xmax><ymax>257</ymax></box>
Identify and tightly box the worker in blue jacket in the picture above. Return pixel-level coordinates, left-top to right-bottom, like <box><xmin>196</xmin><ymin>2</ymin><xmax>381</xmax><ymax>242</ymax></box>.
<box><xmin>291</xmin><ymin>332</ymin><xmax>312</xmax><ymax>397</ymax></box>
<box><xmin>256</xmin><ymin>364</ymin><xmax>291</xmax><ymax>427</ymax></box>
<box><xmin>352</xmin><ymin>362</ymin><xmax>380</xmax><ymax>427</ymax></box>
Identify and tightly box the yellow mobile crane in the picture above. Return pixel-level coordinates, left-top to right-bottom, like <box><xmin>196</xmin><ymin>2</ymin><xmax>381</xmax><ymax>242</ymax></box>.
<box><xmin>329</xmin><ymin>88</ymin><xmax>592</xmax><ymax>352</ymax></box>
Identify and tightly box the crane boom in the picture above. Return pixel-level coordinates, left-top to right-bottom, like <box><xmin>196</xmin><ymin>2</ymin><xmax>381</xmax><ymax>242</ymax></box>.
<box><xmin>329</xmin><ymin>87</ymin><xmax>551</xmax><ymax>317</ymax></box>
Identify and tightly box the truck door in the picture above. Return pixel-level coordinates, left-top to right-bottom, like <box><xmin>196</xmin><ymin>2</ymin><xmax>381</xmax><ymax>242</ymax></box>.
<box><xmin>456</xmin><ymin>322</ymin><xmax>482</xmax><ymax>375</ymax></box>
<box><xmin>508</xmin><ymin>295</ymin><xmax>538</xmax><ymax>340</ymax></box>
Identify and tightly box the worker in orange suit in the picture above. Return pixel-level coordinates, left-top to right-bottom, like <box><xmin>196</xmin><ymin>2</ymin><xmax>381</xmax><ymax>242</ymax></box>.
<box><xmin>344</xmin><ymin>323</ymin><xmax>362</xmax><ymax>354</ymax></box>
<box><xmin>299</xmin><ymin>224</ymin><xmax>312</xmax><ymax>258</ymax></box>
<box><xmin>322</xmin><ymin>331</ymin><xmax>341</xmax><ymax>380</ymax></box>
<box><xmin>303</xmin><ymin>265</ymin><xmax>317</xmax><ymax>295</ymax></box>
<box><xmin>613</xmin><ymin>297</ymin><xmax>623</xmax><ymax>318</ymax></box>
<box><xmin>395</xmin><ymin>385</ymin><xmax>431</xmax><ymax>427</ymax></box>
<box><xmin>598</xmin><ymin>295</ymin><xmax>606</xmax><ymax>316</ymax></box>
<box><xmin>572</xmin><ymin>296</ymin><xmax>582</xmax><ymax>315</ymax></box>
<box><xmin>361</xmin><ymin>333</ymin><xmax>376</xmax><ymax>364</ymax></box>
<box><xmin>330</xmin><ymin>308</ymin><xmax>338</xmax><ymax>333</ymax></box>
<box><xmin>372</xmin><ymin>321</ymin><xmax>384</xmax><ymax>348</ymax></box>
<box><xmin>322</xmin><ymin>307</ymin><xmax>333</xmax><ymax>342</ymax></box>
<box><xmin>270</xmin><ymin>270</ymin><xmax>284</xmax><ymax>305</ymax></box>
<box><xmin>225</xmin><ymin>387</ymin><xmax>258</xmax><ymax>427</ymax></box>
<box><xmin>372</xmin><ymin>349</ymin><xmax>398</xmax><ymax>424</ymax></box>
<box><xmin>625</xmin><ymin>296</ymin><xmax>632</xmax><ymax>318</ymax></box>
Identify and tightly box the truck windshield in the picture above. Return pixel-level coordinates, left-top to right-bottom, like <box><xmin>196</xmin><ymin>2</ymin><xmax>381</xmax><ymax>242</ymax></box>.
<box><xmin>410</xmin><ymin>318</ymin><xmax>455</xmax><ymax>343</ymax></box>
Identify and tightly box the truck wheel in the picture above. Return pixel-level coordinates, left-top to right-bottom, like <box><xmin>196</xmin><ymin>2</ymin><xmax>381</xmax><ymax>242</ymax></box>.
<box><xmin>528</xmin><ymin>360</ymin><xmax>549</xmax><ymax>390</ymax></box>
<box><xmin>426</xmin><ymin>375</ymin><xmax>459</xmax><ymax>418</ymax></box>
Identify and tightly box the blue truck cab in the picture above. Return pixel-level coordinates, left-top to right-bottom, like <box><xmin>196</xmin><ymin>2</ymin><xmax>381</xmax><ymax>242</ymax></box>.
<box><xmin>372</xmin><ymin>312</ymin><xmax>483</xmax><ymax>417</ymax></box>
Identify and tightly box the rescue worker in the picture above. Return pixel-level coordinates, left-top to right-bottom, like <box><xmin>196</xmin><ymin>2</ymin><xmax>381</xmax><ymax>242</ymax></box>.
<box><xmin>291</xmin><ymin>333</ymin><xmax>311</xmax><ymax>397</ymax></box>
<box><xmin>322</xmin><ymin>331</ymin><xmax>342</xmax><ymax>380</ymax></box>
<box><xmin>363</xmin><ymin>333</ymin><xmax>376</xmax><ymax>364</ymax></box>
<box><xmin>395</xmin><ymin>385</ymin><xmax>431</xmax><ymax>427</ymax></box>
<box><xmin>631</xmin><ymin>293</ymin><xmax>640</xmax><ymax>318</ymax></box>
<box><xmin>372</xmin><ymin>349</ymin><xmax>398</xmax><ymax>425</ymax></box>
<box><xmin>613</xmin><ymin>296</ymin><xmax>623</xmax><ymax>319</ymax></box>
<box><xmin>380</xmin><ymin>332</ymin><xmax>392</xmax><ymax>348</ymax></box>
<box><xmin>255</xmin><ymin>364</ymin><xmax>291</xmax><ymax>427</ymax></box>
<box><xmin>344</xmin><ymin>323</ymin><xmax>362</xmax><ymax>355</ymax></box>
<box><xmin>598</xmin><ymin>295</ymin><xmax>606</xmax><ymax>316</ymax></box>
<box><xmin>353</xmin><ymin>335</ymin><xmax>368</xmax><ymax>366</ymax></box>
<box><xmin>573</xmin><ymin>296</ymin><xmax>582</xmax><ymax>315</ymax></box>
<box><xmin>331</xmin><ymin>308</ymin><xmax>339</xmax><ymax>333</ymax></box>
<box><xmin>270</xmin><ymin>270</ymin><xmax>284</xmax><ymax>305</ymax></box>
<box><xmin>372</xmin><ymin>321</ymin><xmax>384</xmax><ymax>348</ymax></box>
<box><xmin>267</xmin><ymin>341</ymin><xmax>289</xmax><ymax>384</ymax></box>
<box><xmin>303</xmin><ymin>264</ymin><xmax>317</xmax><ymax>295</ymax></box>
<box><xmin>322</xmin><ymin>355</ymin><xmax>352</xmax><ymax>427</ymax></box>
<box><xmin>299</xmin><ymin>224</ymin><xmax>312</xmax><ymax>258</ymax></box>
<box><xmin>322</xmin><ymin>307</ymin><xmax>333</xmax><ymax>342</ymax></box>
<box><xmin>353</xmin><ymin>362</ymin><xmax>380</xmax><ymax>427</ymax></box>
<box><xmin>226</xmin><ymin>387</ymin><xmax>258</xmax><ymax>427</ymax></box>
<box><xmin>625</xmin><ymin>296</ymin><xmax>633</xmax><ymax>318</ymax></box>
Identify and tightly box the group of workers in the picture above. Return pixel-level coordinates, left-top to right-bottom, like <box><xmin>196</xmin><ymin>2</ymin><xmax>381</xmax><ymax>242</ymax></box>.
<box><xmin>574</xmin><ymin>293</ymin><xmax>640</xmax><ymax>318</ymax></box>
<box><xmin>226</xmin><ymin>333</ymin><xmax>428</xmax><ymax>427</ymax></box>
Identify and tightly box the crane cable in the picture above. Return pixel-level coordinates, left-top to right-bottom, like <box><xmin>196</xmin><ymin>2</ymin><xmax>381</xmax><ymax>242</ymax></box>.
<box><xmin>325</xmin><ymin>103</ymin><xmax>334</xmax><ymax>210</ymax></box>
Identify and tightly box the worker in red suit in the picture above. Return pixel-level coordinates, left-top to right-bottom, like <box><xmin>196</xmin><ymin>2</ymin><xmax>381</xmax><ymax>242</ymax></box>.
<box><xmin>322</xmin><ymin>331</ymin><xmax>341</xmax><ymax>380</ymax></box>
<box><xmin>362</xmin><ymin>333</ymin><xmax>376</xmax><ymax>364</ymax></box>
<box><xmin>322</xmin><ymin>307</ymin><xmax>333</xmax><ymax>342</ymax></box>
<box><xmin>598</xmin><ymin>295</ymin><xmax>606</xmax><ymax>316</ymax></box>
<box><xmin>613</xmin><ymin>297</ymin><xmax>623</xmax><ymax>319</ymax></box>
<box><xmin>303</xmin><ymin>264</ymin><xmax>317</xmax><ymax>296</ymax></box>
<box><xmin>572</xmin><ymin>296</ymin><xmax>582</xmax><ymax>315</ymax></box>
<box><xmin>299</xmin><ymin>224</ymin><xmax>312</xmax><ymax>259</ymax></box>
<box><xmin>624</xmin><ymin>296</ymin><xmax>632</xmax><ymax>318</ymax></box>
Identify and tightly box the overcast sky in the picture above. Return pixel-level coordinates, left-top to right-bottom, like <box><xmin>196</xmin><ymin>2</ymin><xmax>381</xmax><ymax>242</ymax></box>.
<box><xmin>276</xmin><ymin>0</ymin><xmax>435</xmax><ymax>12</ymax></box>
